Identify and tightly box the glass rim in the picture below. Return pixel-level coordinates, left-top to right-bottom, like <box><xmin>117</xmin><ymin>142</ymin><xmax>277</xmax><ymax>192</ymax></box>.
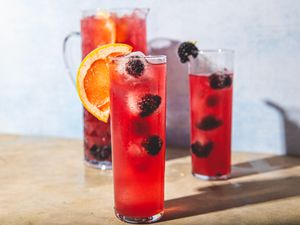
<box><xmin>110</xmin><ymin>55</ymin><xmax>167</xmax><ymax>62</ymax></box>
<box><xmin>198</xmin><ymin>49</ymin><xmax>234</xmax><ymax>54</ymax></box>
<box><xmin>82</xmin><ymin>8</ymin><xmax>150</xmax><ymax>17</ymax></box>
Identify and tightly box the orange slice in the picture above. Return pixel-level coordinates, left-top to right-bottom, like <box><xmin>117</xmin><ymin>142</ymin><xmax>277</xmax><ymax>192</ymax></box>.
<box><xmin>76</xmin><ymin>43</ymin><xmax>132</xmax><ymax>122</ymax></box>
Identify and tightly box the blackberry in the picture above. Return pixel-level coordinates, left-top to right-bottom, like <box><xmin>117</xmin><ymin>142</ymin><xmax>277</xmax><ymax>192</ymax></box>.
<box><xmin>125</xmin><ymin>58</ymin><xmax>145</xmax><ymax>78</ymax></box>
<box><xmin>89</xmin><ymin>145</ymin><xmax>111</xmax><ymax>160</ymax></box>
<box><xmin>178</xmin><ymin>42</ymin><xmax>199</xmax><ymax>63</ymax></box>
<box><xmin>209</xmin><ymin>73</ymin><xmax>226</xmax><ymax>89</ymax></box>
<box><xmin>209</xmin><ymin>73</ymin><xmax>232</xmax><ymax>89</ymax></box>
<box><xmin>197</xmin><ymin>115</ymin><xmax>222</xmax><ymax>131</ymax></box>
<box><xmin>142</xmin><ymin>135</ymin><xmax>163</xmax><ymax>156</ymax></box>
<box><xmin>191</xmin><ymin>141</ymin><xmax>213</xmax><ymax>158</ymax></box>
<box><xmin>138</xmin><ymin>94</ymin><xmax>161</xmax><ymax>117</ymax></box>
<box><xmin>224</xmin><ymin>74</ymin><xmax>232</xmax><ymax>87</ymax></box>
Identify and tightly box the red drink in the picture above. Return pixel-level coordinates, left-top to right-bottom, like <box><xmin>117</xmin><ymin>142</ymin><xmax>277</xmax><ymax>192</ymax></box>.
<box><xmin>113</xmin><ymin>11</ymin><xmax>147</xmax><ymax>54</ymax></box>
<box><xmin>80</xmin><ymin>9</ymin><xmax>148</xmax><ymax>169</ymax></box>
<box><xmin>189</xmin><ymin>73</ymin><xmax>233</xmax><ymax>178</ymax></box>
<box><xmin>109</xmin><ymin>54</ymin><xmax>166</xmax><ymax>223</ymax></box>
<box><xmin>185</xmin><ymin>48</ymin><xmax>234</xmax><ymax>180</ymax></box>
<box><xmin>81</xmin><ymin>9</ymin><xmax>148</xmax><ymax>56</ymax></box>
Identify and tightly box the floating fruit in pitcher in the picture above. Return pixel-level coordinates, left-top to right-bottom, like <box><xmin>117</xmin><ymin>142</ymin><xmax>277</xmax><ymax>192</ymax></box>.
<box><xmin>89</xmin><ymin>144</ymin><xmax>111</xmax><ymax>160</ymax></box>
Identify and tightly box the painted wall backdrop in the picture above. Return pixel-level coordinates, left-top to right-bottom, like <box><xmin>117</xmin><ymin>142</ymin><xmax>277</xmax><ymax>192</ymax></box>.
<box><xmin>0</xmin><ymin>0</ymin><xmax>299</xmax><ymax>155</ymax></box>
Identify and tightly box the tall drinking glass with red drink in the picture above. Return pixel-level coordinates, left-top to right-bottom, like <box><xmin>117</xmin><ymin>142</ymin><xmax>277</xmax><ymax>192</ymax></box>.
<box><xmin>190</xmin><ymin>49</ymin><xmax>234</xmax><ymax>180</ymax></box>
<box><xmin>109</xmin><ymin>53</ymin><xmax>166</xmax><ymax>223</ymax></box>
<box><xmin>178</xmin><ymin>42</ymin><xmax>234</xmax><ymax>180</ymax></box>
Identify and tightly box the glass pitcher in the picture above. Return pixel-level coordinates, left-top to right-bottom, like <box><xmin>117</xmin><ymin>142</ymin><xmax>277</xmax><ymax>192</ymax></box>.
<box><xmin>63</xmin><ymin>8</ymin><xmax>149</xmax><ymax>170</ymax></box>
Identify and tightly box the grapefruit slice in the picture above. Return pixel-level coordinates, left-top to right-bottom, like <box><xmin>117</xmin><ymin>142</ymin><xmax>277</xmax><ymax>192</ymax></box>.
<box><xmin>76</xmin><ymin>43</ymin><xmax>132</xmax><ymax>122</ymax></box>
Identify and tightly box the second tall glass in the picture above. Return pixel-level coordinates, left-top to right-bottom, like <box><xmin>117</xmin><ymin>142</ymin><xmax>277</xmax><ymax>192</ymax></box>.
<box><xmin>189</xmin><ymin>50</ymin><xmax>234</xmax><ymax>180</ymax></box>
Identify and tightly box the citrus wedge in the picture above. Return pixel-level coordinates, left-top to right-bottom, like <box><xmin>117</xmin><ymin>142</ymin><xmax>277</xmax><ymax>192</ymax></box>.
<box><xmin>76</xmin><ymin>43</ymin><xmax>132</xmax><ymax>122</ymax></box>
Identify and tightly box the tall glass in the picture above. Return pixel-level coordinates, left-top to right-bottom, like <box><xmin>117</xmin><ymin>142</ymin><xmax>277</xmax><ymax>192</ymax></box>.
<box><xmin>63</xmin><ymin>8</ymin><xmax>149</xmax><ymax>169</ymax></box>
<box><xmin>109</xmin><ymin>55</ymin><xmax>167</xmax><ymax>223</ymax></box>
<box><xmin>189</xmin><ymin>50</ymin><xmax>234</xmax><ymax>180</ymax></box>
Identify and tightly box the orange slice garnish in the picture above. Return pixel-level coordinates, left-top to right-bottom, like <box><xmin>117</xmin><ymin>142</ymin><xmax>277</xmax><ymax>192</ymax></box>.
<box><xmin>76</xmin><ymin>43</ymin><xmax>132</xmax><ymax>122</ymax></box>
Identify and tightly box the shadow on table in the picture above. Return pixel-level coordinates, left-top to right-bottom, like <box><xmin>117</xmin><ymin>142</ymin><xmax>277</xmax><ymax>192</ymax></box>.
<box><xmin>231</xmin><ymin>155</ymin><xmax>300</xmax><ymax>178</ymax></box>
<box><xmin>162</xmin><ymin>176</ymin><xmax>300</xmax><ymax>222</ymax></box>
<box><xmin>232</xmin><ymin>100</ymin><xmax>300</xmax><ymax>178</ymax></box>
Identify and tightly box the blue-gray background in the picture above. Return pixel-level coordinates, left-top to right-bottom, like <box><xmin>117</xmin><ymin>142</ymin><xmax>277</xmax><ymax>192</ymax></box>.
<box><xmin>1</xmin><ymin>0</ymin><xmax>299</xmax><ymax>155</ymax></box>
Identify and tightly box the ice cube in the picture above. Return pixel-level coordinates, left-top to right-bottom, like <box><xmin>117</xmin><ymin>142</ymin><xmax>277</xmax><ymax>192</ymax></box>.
<box><xmin>127</xmin><ymin>143</ymin><xmax>144</xmax><ymax>157</ymax></box>
<box><xmin>127</xmin><ymin>142</ymin><xmax>149</xmax><ymax>170</ymax></box>
<box><xmin>127</xmin><ymin>92</ymin><xmax>139</xmax><ymax>115</ymax></box>
<box><xmin>115</xmin><ymin>56</ymin><xmax>128</xmax><ymax>75</ymax></box>
<box><xmin>189</xmin><ymin>52</ymin><xmax>216</xmax><ymax>74</ymax></box>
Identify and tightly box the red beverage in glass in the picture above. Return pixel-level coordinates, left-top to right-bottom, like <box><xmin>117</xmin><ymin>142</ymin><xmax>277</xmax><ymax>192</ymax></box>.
<box><xmin>109</xmin><ymin>54</ymin><xmax>166</xmax><ymax>223</ymax></box>
<box><xmin>189</xmin><ymin>73</ymin><xmax>233</xmax><ymax>178</ymax></box>
<box><xmin>79</xmin><ymin>9</ymin><xmax>148</xmax><ymax>169</ymax></box>
<box><xmin>188</xmin><ymin>49</ymin><xmax>234</xmax><ymax>180</ymax></box>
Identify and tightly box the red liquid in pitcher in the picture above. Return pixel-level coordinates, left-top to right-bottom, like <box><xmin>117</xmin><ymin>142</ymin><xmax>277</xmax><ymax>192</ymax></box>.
<box><xmin>189</xmin><ymin>73</ymin><xmax>233</xmax><ymax>177</ymax></box>
<box><xmin>80</xmin><ymin>10</ymin><xmax>147</xmax><ymax>166</ymax></box>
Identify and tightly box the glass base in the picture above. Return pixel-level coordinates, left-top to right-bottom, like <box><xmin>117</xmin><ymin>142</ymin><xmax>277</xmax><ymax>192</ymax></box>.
<box><xmin>84</xmin><ymin>159</ymin><xmax>112</xmax><ymax>170</ymax></box>
<box><xmin>115</xmin><ymin>211</ymin><xmax>163</xmax><ymax>224</ymax></box>
<box><xmin>193</xmin><ymin>172</ymin><xmax>230</xmax><ymax>180</ymax></box>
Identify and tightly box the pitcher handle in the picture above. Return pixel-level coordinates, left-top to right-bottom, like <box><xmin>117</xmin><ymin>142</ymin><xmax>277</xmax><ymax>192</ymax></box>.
<box><xmin>62</xmin><ymin>31</ymin><xmax>81</xmax><ymax>87</ymax></box>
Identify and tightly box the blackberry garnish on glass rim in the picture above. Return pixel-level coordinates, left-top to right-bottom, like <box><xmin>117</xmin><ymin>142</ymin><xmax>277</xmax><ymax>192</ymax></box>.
<box><xmin>177</xmin><ymin>41</ymin><xmax>199</xmax><ymax>63</ymax></box>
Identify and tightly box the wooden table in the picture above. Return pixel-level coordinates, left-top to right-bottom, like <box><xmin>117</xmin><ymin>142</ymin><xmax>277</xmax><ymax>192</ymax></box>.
<box><xmin>0</xmin><ymin>134</ymin><xmax>299</xmax><ymax>225</ymax></box>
